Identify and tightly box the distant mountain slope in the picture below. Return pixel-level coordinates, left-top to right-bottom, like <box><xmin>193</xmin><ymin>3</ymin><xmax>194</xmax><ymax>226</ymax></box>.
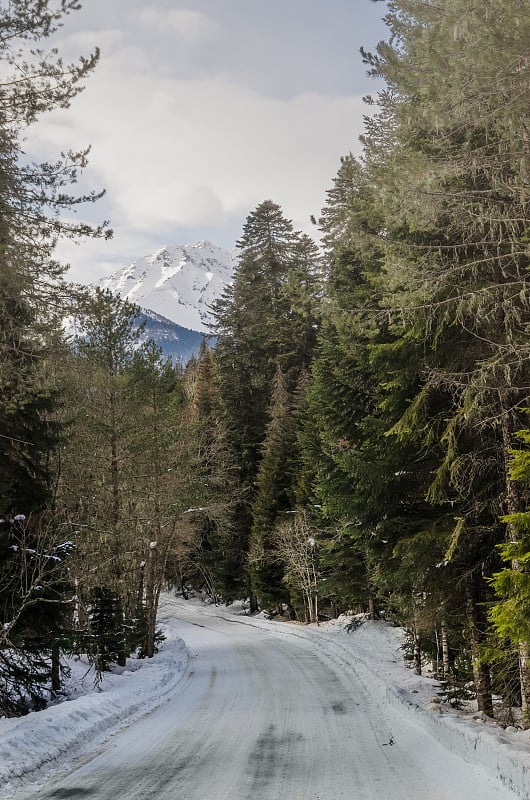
<box><xmin>99</xmin><ymin>241</ymin><xmax>235</xmax><ymax>334</ymax></box>
<box><xmin>139</xmin><ymin>309</ymin><xmax>213</xmax><ymax>365</ymax></box>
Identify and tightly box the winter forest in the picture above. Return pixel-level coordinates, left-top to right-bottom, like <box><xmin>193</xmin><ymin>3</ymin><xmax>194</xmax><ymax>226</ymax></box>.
<box><xmin>2</xmin><ymin>0</ymin><xmax>530</xmax><ymax>729</ymax></box>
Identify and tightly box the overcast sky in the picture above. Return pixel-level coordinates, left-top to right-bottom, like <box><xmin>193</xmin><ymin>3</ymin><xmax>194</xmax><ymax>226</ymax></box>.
<box><xmin>27</xmin><ymin>0</ymin><xmax>389</xmax><ymax>283</ymax></box>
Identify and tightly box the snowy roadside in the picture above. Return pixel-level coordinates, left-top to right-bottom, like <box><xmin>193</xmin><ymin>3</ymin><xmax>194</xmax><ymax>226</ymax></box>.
<box><xmin>0</xmin><ymin>621</ymin><xmax>189</xmax><ymax>796</ymax></box>
<box><xmin>160</xmin><ymin>595</ymin><xmax>530</xmax><ymax>799</ymax></box>
<box><xmin>316</xmin><ymin>617</ymin><xmax>530</xmax><ymax>799</ymax></box>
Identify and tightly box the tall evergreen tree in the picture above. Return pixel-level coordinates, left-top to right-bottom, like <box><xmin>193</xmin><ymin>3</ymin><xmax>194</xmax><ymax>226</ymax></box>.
<box><xmin>60</xmin><ymin>289</ymin><xmax>146</xmax><ymax>666</ymax></box>
<box><xmin>298</xmin><ymin>156</ymin><xmax>398</xmax><ymax>615</ymax></box>
<box><xmin>357</xmin><ymin>0</ymin><xmax>530</xmax><ymax>712</ymax></box>
<box><xmin>249</xmin><ymin>366</ymin><xmax>301</xmax><ymax>611</ymax></box>
<box><xmin>214</xmin><ymin>201</ymin><xmax>317</xmax><ymax>482</ymax></box>
<box><xmin>0</xmin><ymin>1</ymin><xmax>109</xmax><ymax>713</ymax></box>
<box><xmin>172</xmin><ymin>342</ymin><xmax>244</xmax><ymax>602</ymax></box>
<box><xmin>212</xmin><ymin>200</ymin><xmax>320</xmax><ymax>607</ymax></box>
<box><xmin>128</xmin><ymin>341</ymin><xmax>188</xmax><ymax>658</ymax></box>
<box><xmin>59</xmin><ymin>292</ymin><xmax>197</xmax><ymax>665</ymax></box>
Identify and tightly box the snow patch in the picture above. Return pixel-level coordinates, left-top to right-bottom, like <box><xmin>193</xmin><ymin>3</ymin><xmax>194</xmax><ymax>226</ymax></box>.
<box><xmin>0</xmin><ymin>622</ymin><xmax>188</xmax><ymax>796</ymax></box>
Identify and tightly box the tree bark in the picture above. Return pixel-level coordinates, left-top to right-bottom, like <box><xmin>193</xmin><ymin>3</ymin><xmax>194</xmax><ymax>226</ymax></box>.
<box><xmin>411</xmin><ymin>597</ymin><xmax>421</xmax><ymax>675</ymax></box>
<box><xmin>117</xmin><ymin>614</ymin><xmax>127</xmax><ymax>667</ymax></box>
<box><xmin>145</xmin><ymin>540</ymin><xmax>158</xmax><ymax>658</ymax></box>
<box><xmin>412</xmin><ymin>624</ymin><xmax>422</xmax><ymax>676</ymax></box>
<box><xmin>248</xmin><ymin>588</ymin><xmax>259</xmax><ymax>614</ymax></box>
<box><xmin>441</xmin><ymin>617</ymin><xmax>451</xmax><ymax>679</ymax></box>
<box><xmin>519</xmin><ymin>642</ymin><xmax>530</xmax><ymax>720</ymax></box>
<box><xmin>51</xmin><ymin>641</ymin><xmax>61</xmax><ymax>693</ymax></box>
<box><xmin>466</xmin><ymin>585</ymin><xmax>493</xmax><ymax>717</ymax></box>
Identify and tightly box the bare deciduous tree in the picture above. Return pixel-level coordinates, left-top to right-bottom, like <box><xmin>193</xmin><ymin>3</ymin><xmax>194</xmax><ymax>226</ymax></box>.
<box><xmin>272</xmin><ymin>511</ymin><xmax>320</xmax><ymax>624</ymax></box>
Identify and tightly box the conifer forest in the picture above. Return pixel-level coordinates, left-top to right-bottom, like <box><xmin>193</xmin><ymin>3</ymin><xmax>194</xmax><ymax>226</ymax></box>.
<box><xmin>2</xmin><ymin>0</ymin><xmax>530</xmax><ymax>727</ymax></box>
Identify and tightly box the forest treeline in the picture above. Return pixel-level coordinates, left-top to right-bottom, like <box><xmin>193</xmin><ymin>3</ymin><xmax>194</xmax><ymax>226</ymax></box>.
<box><xmin>2</xmin><ymin>0</ymin><xmax>530</xmax><ymax>724</ymax></box>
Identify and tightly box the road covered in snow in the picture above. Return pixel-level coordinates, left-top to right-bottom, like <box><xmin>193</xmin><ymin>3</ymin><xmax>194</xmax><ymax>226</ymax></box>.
<box><xmin>3</xmin><ymin>595</ymin><xmax>530</xmax><ymax>799</ymax></box>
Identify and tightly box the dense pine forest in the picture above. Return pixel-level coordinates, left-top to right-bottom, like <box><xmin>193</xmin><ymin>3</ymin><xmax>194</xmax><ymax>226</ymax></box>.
<box><xmin>2</xmin><ymin>0</ymin><xmax>530</xmax><ymax>727</ymax></box>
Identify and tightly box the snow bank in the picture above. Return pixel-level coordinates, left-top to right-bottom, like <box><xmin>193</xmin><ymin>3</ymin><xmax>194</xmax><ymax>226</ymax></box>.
<box><xmin>305</xmin><ymin>618</ymin><xmax>530</xmax><ymax>799</ymax></box>
<box><xmin>0</xmin><ymin>622</ymin><xmax>188</xmax><ymax>795</ymax></box>
<box><xmin>319</xmin><ymin>617</ymin><xmax>530</xmax><ymax>798</ymax></box>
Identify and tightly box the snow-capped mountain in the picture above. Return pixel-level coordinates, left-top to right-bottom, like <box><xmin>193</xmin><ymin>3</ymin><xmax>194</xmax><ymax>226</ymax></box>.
<box><xmin>99</xmin><ymin>241</ymin><xmax>235</xmax><ymax>334</ymax></box>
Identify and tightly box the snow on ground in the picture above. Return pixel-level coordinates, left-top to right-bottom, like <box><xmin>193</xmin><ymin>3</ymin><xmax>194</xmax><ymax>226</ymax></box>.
<box><xmin>319</xmin><ymin>614</ymin><xmax>530</xmax><ymax>798</ymax></box>
<box><xmin>0</xmin><ymin>620</ymin><xmax>188</xmax><ymax>797</ymax></box>
<box><xmin>167</xmin><ymin>599</ymin><xmax>530</xmax><ymax>798</ymax></box>
<box><xmin>1</xmin><ymin>595</ymin><xmax>530</xmax><ymax>798</ymax></box>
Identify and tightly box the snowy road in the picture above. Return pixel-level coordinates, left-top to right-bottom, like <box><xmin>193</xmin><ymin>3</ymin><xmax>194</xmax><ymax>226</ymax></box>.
<box><xmin>19</xmin><ymin>597</ymin><xmax>520</xmax><ymax>800</ymax></box>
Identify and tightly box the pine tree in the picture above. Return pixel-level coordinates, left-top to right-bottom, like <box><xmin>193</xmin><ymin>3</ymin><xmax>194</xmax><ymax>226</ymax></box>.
<box><xmin>0</xmin><ymin>1</ymin><xmax>109</xmax><ymax>712</ymax></box>
<box><xmin>215</xmin><ymin>202</ymin><xmax>300</xmax><ymax>480</ymax></box>
<box><xmin>357</xmin><ymin>0</ymin><xmax>530</xmax><ymax>713</ymax></box>
<box><xmin>128</xmin><ymin>342</ymin><xmax>187</xmax><ymax>658</ymax></box>
<box><xmin>59</xmin><ymin>293</ymin><xmax>198</xmax><ymax>664</ymax></box>
<box><xmin>0</xmin><ymin>512</ymin><xmax>75</xmax><ymax>714</ymax></box>
<box><xmin>249</xmin><ymin>366</ymin><xmax>300</xmax><ymax>611</ymax></box>
<box><xmin>172</xmin><ymin>342</ymin><xmax>245</xmax><ymax>602</ymax></box>
<box><xmin>489</xmin><ymin>428</ymin><xmax>530</xmax><ymax>715</ymax></box>
<box><xmin>297</xmin><ymin>156</ymin><xmax>397</xmax><ymax>616</ymax></box>
<box><xmin>212</xmin><ymin>201</ymin><xmax>320</xmax><ymax>606</ymax></box>
<box><xmin>58</xmin><ymin>289</ymin><xmax>145</xmax><ymax>666</ymax></box>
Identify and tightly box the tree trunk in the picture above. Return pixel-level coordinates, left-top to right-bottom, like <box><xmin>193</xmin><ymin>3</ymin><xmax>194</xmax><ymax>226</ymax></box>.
<box><xmin>248</xmin><ymin>589</ymin><xmax>259</xmax><ymax>614</ymax></box>
<box><xmin>411</xmin><ymin>597</ymin><xmax>421</xmax><ymax>675</ymax></box>
<box><xmin>145</xmin><ymin>540</ymin><xmax>158</xmax><ymax>658</ymax></box>
<box><xmin>519</xmin><ymin>642</ymin><xmax>530</xmax><ymax>720</ymax></box>
<box><xmin>117</xmin><ymin>613</ymin><xmax>127</xmax><ymax>667</ymax></box>
<box><xmin>51</xmin><ymin>641</ymin><xmax>61</xmax><ymax>693</ymax></box>
<box><xmin>109</xmin><ymin>392</ymin><xmax>120</xmax><ymax>529</ymax></box>
<box><xmin>441</xmin><ymin>618</ymin><xmax>451</xmax><ymax>679</ymax></box>
<box><xmin>412</xmin><ymin>624</ymin><xmax>422</xmax><ymax>676</ymax></box>
<box><xmin>466</xmin><ymin>585</ymin><xmax>493</xmax><ymax>717</ymax></box>
<box><xmin>307</xmin><ymin>591</ymin><xmax>317</xmax><ymax>624</ymax></box>
<box><xmin>303</xmin><ymin>592</ymin><xmax>310</xmax><ymax>623</ymax></box>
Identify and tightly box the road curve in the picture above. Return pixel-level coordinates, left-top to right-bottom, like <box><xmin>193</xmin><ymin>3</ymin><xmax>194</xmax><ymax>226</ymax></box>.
<box><xmin>24</xmin><ymin>598</ymin><xmax>518</xmax><ymax>800</ymax></box>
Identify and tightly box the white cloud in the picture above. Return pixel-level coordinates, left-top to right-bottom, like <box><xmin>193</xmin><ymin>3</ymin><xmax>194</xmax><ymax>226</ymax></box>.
<box><xmin>135</xmin><ymin>7</ymin><xmax>220</xmax><ymax>41</ymax></box>
<box><xmin>54</xmin><ymin>229</ymin><xmax>165</xmax><ymax>284</ymax></box>
<box><xmin>24</xmin><ymin>1</ymin><xmax>384</xmax><ymax>283</ymax></box>
<box><xmin>115</xmin><ymin>181</ymin><xmax>225</xmax><ymax>229</ymax></box>
<box><xmin>30</xmin><ymin>67</ymin><xmax>366</xmax><ymax>228</ymax></box>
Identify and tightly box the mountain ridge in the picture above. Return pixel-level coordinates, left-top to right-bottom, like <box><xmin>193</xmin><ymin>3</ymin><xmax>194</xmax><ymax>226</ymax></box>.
<box><xmin>138</xmin><ymin>308</ymin><xmax>214</xmax><ymax>364</ymax></box>
<box><xmin>99</xmin><ymin>240</ymin><xmax>235</xmax><ymax>335</ymax></box>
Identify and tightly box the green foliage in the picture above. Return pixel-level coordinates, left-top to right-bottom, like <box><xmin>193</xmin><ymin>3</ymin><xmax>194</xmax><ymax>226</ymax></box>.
<box><xmin>490</xmin><ymin>438</ymin><xmax>530</xmax><ymax>646</ymax></box>
<box><xmin>0</xmin><ymin>513</ymin><xmax>76</xmax><ymax>714</ymax></box>
<box><xmin>249</xmin><ymin>367</ymin><xmax>300</xmax><ymax>607</ymax></box>
<box><xmin>57</xmin><ymin>290</ymin><xmax>195</xmax><ymax>665</ymax></box>
<box><xmin>166</xmin><ymin>341</ymin><xmax>247</xmax><ymax>603</ymax></box>
<box><xmin>213</xmin><ymin>200</ymin><xmax>320</xmax><ymax>484</ymax></box>
<box><xmin>0</xmin><ymin>0</ymin><xmax>111</xmax><ymax>712</ymax></box>
<box><xmin>212</xmin><ymin>201</ymin><xmax>320</xmax><ymax>607</ymax></box>
<box><xmin>87</xmin><ymin>586</ymin><xmax>127</xmax><ymax>672</ymax></box>
<box><xmin>290</xmin><ymin>1</ymin><xmax>530</xmax><ymax>716</ymax></box>
<box><xmin>355</xmin><ymin>6</ymin><xmax>530</xmax><ymax>712</ymax></box>
<box><xmin>3</xmin><ymin>0</ymin><xmax>530</xmax><ymax>720</ymax></box>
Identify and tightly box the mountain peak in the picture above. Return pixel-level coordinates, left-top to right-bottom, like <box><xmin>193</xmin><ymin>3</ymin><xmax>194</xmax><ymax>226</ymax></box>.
<box><xmin>99</xmin><ymin>240</ymin><xmax>235</xmax><ymax>334</ymax></box>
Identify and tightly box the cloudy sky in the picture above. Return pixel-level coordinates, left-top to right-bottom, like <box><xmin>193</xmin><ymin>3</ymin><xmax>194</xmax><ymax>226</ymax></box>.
<box><xmin>27</xmin><ymin>0</ymin><xmax>389</xmax><ymax>283</ymax></box>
